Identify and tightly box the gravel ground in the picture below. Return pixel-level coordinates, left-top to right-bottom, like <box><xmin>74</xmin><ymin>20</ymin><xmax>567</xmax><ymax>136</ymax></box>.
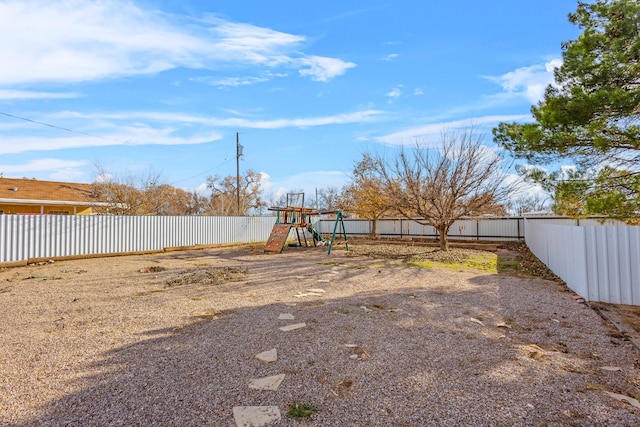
<box><xmin>1</xmin><ymin>243</ymin><xmax>639</xmax><ymax>426</ymax></box>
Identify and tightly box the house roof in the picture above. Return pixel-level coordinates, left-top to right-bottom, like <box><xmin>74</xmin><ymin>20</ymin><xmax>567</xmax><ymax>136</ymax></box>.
<box><xmin>0</xmin><ymin>177</ymin><xmax>94</xmax><ymax>205</ymax></box>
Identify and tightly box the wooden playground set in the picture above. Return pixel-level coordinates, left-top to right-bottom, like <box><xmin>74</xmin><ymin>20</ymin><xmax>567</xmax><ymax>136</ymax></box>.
<box><xmin>264</xmin><ymin>192</ymin><xmax>349</xmax><ymax>255</ymax></box>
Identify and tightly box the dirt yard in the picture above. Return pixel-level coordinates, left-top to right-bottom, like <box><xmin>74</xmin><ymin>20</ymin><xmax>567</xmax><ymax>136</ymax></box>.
<box><xmin>1</xmin><ymin>242</ymin><xmax>639</xmax><ymax>426</ymax></box>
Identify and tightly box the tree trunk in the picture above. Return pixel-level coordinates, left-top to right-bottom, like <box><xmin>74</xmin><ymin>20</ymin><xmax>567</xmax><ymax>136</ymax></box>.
<box><xmin>370</xmin><ymin>218</ymin><xmax>378</xmax><ymax>239</ymax></box>
<box><xmin>437</xmin><ymin>226</ymin><xmax>450</xmax><ymax>251</ymax></box>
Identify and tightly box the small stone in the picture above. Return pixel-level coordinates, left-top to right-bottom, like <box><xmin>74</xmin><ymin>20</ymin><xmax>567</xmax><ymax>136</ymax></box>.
<box><xmin>248</xmin><ymin>374</ymin><xmax>286</xmax><ymax>391</ymax></box>
<box><xmin>604</xmin><ymin>391</ymin><xmax>640</xmax><ymax>410</ymax></box>
<box><xmin>255</xmin><ymin>348</ymin><xmax>277</xmax><ymax>363</ymax></box>
<box><xmin>360</xmin><ymin>306</ymin><xmax>372</xmax><ymax>312</ymax></box>
<box><xmin>284</xmin><ymin>302</ymin><xmax>297</xmax><ymax>307</ymax></box>
<box><xmin>345</xmin><ymin>344</ymin><xmax>358</xmax><ymax>348</ymax></box>
<box><xmin>469</xmin><ymin>318</ymin><xmax>485</xmax><ymax>326</ymax></box>
<box><xmin>306</xmin><ymin>288</ymin><xmax>326</xmax><ymax>293</ymax></box>
<box><xmin>349</xmin><ymin>354</ymin><xmax>359</xmax><ymax>359</ymax></box>
<box><xmin>601</xmin><ymin>366</ymin><xmax>622</xmax><ymax>372</ymax></box>
<box><xmin>496</xmin><ymin>322</ymin><xmax>512</xmax><ymax>329</ymax></box>
<box><xmin>278</xmin><ymin>313</ymin><xmax>295</xmax><ymax>320</ymax></box>
<box><xmin>317</xmin><ymin>279</ymin><xmax>330</xmax><ymax>283</ymax></box>
<box><xmin>233</xmin><ymin>406</ymin><xmax>281</xmax><ymax>426</ymax></box>
<box><xmin>279</xmin><ymin>323</ymin><xmax>306</xmax><ymax>332</ymax></box>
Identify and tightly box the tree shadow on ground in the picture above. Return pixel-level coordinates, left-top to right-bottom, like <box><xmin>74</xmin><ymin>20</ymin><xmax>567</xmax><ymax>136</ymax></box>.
<box><xmin>11</xmin><ymin>270</ymin><xmax>640</xmax><ymax>426</ymax></box>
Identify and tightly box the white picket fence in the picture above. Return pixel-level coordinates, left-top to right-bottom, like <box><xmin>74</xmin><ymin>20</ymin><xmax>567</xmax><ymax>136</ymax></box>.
<box><xmin>525</xmin><ymin>220</ymin><xmax>640</xmax><ymax>305</ymax></box>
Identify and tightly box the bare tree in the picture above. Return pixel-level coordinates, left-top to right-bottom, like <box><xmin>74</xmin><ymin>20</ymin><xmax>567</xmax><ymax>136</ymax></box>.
<box><xmin>90</xmin><ymin>166</ymin><xmax>205</xmax><ymax>215</ymax></box>
<box><xmin>375</xmin><ymin>129</ymin><xmax>511</xmax><ymax>251</ymax></box>
<box><xmin>317</xmin><ymin>186</ymin><xmax>342</xmax><ymax>212</ymax></box>
<box><xmin>506</xmin><ymin>194</ymin><xmax>550</xmax><ymax>216</ymax></box>
<box><xmin>89</xmin><ymin>167</ymin><xmax>160</xmax><ymax>215</ymax></box>
<box><xmin>145</xmin><ymin>184</ymin><xmax>207</xmax><ymax>215</ymax></box>
<box><xmin>205</xmin><ymin>169</ymin><xmax>266</xmax><ymax>215</ymax></box>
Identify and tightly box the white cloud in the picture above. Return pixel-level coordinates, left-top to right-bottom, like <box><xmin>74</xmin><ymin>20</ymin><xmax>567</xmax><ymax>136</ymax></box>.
<box><xmin>194</xmin><ymin>73</ymin><xmax>288</xmax><ymax>88</ymax></box>
<box><xmin>50</xmin><ymin>169</ymin><xmax>86</xmax><ymax>182</ymax></box>
<box><xmin>0</xmin><ymin>90</ymin><xmax>80</xmax><ymax>100</ymax></box>
<box><xmin>0</xmin><ymin>158</ymin><xmax>87</xmax><ymax>174</ymax></box>
<box><xmin>376</xmin><ymin>115</ymin><xmax>532</xmax><ymax>146</ymax></box>
<box><xmin>502</xmin><ymin>171</ymin><xmax>549</xmax><ymax>201</ymax></box>
<box><xmin>298</xmin><ymin>55</ymin><xmax>356</xmax><ymax>82</ymax></box>
<box><xmin>485</xmin><ymin>59</ymin><xmax>561</xmax><ymax>104</ymax></box>
<box><xmin>0</xmin><ymin>128</ymin><xmax>223</xmax><ymax>155</ymax></box>
<box><xmin>0</xmin><ymin>0</ymin><xmax>355</xmax><ymax>85</ymax></box>
<box><xmin>413</xmin><ymin>88</ymin><xmax>424</xmax><ymax>96</ymax></box>
<box><xmin>264</xmin><ymin>171</ymin><xmax>349</xmax><ymax>200</ymax></box>
<box><xmin>386</xmin><ymin>86</ymin><xmax>402</xmax><ymax>99</ymax></box>
<box><xmin>1</xmin><ymin>108</ymin><xmax>382</xmax><ymax>154</ymax></box>
<box><xmin>53</xmin><ymin>109</ymin><xmax>384</xmax><ymax>130</ymax></box>
<box><xmin>380</xmin><ymin>53</ymin><xmax>399</xmax><ymax>61</ymax></box>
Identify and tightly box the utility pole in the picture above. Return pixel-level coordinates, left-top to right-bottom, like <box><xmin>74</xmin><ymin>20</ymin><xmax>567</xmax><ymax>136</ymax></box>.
<box><xmin>236</xmin><ymin>132</ymin><xmax>243</xmax><ymax>215</ymax></box>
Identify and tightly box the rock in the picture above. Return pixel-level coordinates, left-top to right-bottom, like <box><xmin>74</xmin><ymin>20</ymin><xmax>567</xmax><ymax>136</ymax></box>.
<box><xmin>349</xmin><ymin>354</ymin><xmax>359</xmax><ymax>359</ymax></box>
<box><xmin>600</xmin><ymin>366</ymin><xmax>622</xmax><ymax>372</ymax></box>
<box><xmin>360</xmin><ymin>306</ymin><xmax>372</xmax><ymax>312</ymax></box>
<box><xmin>604</xmin><ymin>391</ymin><xmax>640</xmax><ymax>410</ymax></box>
<box><xmin>248</xmin><ymin>374</ymin><xmax>286</xmax><ymax>391</ymax></box>
<box><xmin>278</xmin><ymin>313</ymin><xmax>295</xmax><ymax>320</ymax></box>
<box><xmin>306</xmin><ymin>288</ymin><xmax>326</xmax><ymax>293</ymax></box>
<box><xmin>279</xmin><ymin>323</ymin><xmax>306</xmax><ymax>332</ymax></box>
<box><xmin>233</xmin><ymin>406</ymin><xmax>281</xmax><ymax>427</ymax></box>
<box><xmin>255</xmin><ymin>348</ymin><xmax>277</xmax><ymax>363</ymax></box>
<box><xmin>469</xmin><ymin>318</ymin><xmax>485</xmax><ymax>326</ymax></box>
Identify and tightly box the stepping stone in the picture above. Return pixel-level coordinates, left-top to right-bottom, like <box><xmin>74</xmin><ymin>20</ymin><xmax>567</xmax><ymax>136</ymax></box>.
<box><xmin>294</xmin><ymin>293</ymin><xmax>323</xmax><ymax>298</ymax></box>
<box><xmin>306</xmin><ymin>288</ymin><xmax>326</xmax><ymax>293</ymax></box>
<box><xmin>248</xmin><ymin>374</ymin><xmax>286</xmax><ymax>391</ymax></box>
<box><xmin>279</xmin><ymin>323</ymin><xmax>306</xmax><ymax>332</ymax></box>
<box><xmin>233</xmin><ymin>406</ymin><xmax>281</xmax><ymax>427</ymax></box>
<box><xmin>255</xmin><ymin>348</ymin><xmax>277</xmax><ymax>363</ymax></box>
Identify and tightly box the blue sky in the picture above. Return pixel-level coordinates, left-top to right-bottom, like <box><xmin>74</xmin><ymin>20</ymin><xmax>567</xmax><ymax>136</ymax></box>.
<box><xmin>0</xmin><ymin>0</ymin><xmax>580</xmax><ymax>201</ymax></box>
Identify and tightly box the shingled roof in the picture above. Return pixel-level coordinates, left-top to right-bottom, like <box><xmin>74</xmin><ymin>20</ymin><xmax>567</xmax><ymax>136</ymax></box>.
<box><xmin>0</xmin><ymin>177</ymin><xmax>94</xmax><ymax>204</ymax></box>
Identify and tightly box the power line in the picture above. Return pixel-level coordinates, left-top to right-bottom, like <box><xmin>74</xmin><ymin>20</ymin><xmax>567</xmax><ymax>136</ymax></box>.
<box><xmin>1</xmin><ymin>110</ymin><xmax>236</xmax><ymax>187</ymax></box>
<box><xmin>169</xmin><ymin>157</ymin><xmax>236</xmax><ymax>185</ymax></box>
<box><xmin>0</xmin><ymin>111</ymin><xmax>129</xmax><ymax>144</ymax></box>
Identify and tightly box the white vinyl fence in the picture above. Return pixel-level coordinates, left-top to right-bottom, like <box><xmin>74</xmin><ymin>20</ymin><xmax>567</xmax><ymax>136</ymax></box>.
<box><xmin>0</xmin><ymin>215</ymin><xmax>276</xmax><ymax>264</ymax></box>
<box><xmin>525</xmin><ymin>220</ymin><xmax>640</xmax><ymax>305</ymax></box>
